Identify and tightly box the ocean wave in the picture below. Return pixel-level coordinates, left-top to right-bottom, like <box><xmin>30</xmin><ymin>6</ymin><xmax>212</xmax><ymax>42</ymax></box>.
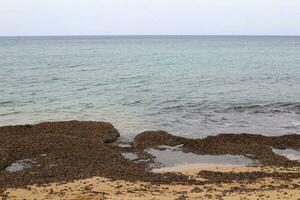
<box><xmin>122</xmin><ymin>100</ymin><xmax>142</xmax><ymax>106</ymax></box>
<box><xmin>225</xmin><ymin>102</ymin><xmax>300</xmax><ymax>114</ymax></box>
<box><xmin>0</xmin><ymin>100</ymin><xmax>13</xmax><ymax>105</ymax></box>
<box><xmin>281</xmin><ymin>121</ymin><xmax>300</xmax><ymax>129</ymax></box>
<box><xmin>0</xmin><ymin>111</ymin><xmax>22</xmax><ymax>116</ymax></box>
<box><xmin>66</xmin><ymin>64</ymin><xmax>83</xmax><ymax>68</ymax></box>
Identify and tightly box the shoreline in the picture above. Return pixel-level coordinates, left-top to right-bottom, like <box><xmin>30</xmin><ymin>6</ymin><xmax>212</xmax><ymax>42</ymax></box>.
<box><xmin>1</xmin><ymin>120</ymin><xmax>300</xmax><ymax>199</ymax></box>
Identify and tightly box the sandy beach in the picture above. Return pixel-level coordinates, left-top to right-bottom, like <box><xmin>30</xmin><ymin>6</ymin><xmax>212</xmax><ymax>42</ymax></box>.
<box><xmin>1</xmin><ymin>0</ymin><xmax>300</xmax><ymax>198</ymax></box>
<box><xmin>1</xmin><ymin>121</ymin><xmax>300</xmax><ymax>199</ymax></box>
<box><xmin>4</xmin><ymin>165</ymin><xmax>300</xmax><ymax>200</ymax></box>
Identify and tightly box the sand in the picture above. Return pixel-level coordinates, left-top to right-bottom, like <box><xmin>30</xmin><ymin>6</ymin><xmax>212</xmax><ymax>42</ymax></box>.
<box><xmin>3</xmin><ymin>165</ymin><xmax>300</xmax><ymax>200</ymax></box>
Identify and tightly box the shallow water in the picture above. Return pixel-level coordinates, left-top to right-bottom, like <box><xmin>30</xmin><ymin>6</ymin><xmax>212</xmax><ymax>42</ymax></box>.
<box><xmin>121</xmin><ymin>152</ymin><xmax>139</xmax><ymax>161</ymax></box>
<box><xmin>272</xmin><ymin>149</ymin><xmax>300</xmax><ymax>161</ymax></box>
<box><xmin>146</xmin><ymin>146</ymin><xmax>254</xmax><ymax>168</ymax></box>
<box><xmin>1</xmin><ymin>36</ymin><xmax>300</xmax><ymax>138</ymax></box>
<box><xmin>5</xmin><ymin>158</ymin><xmax>39</xmax><ymax>173</ymax></box>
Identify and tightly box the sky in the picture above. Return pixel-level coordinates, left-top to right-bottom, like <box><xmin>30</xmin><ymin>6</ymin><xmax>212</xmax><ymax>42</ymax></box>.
<box><xmin>0</xmin><ymin>0</ymin><xmax>300</xmax><ymax>36</ymax></box>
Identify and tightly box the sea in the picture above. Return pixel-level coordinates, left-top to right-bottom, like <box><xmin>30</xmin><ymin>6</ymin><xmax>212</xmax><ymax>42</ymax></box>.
<box><xmin>0</xmin><ymin>36</ymin><xmax>300</xmax><ymax>139</ymax></box>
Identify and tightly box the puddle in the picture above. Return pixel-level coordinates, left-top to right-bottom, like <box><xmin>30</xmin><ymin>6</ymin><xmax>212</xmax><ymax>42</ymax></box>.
<box><xmin>118</xmin><ymin>143</ymin><xmax>131</xmax><ymax>148</ymax></box>
<box><xmin>5</xmin><ymin>154</ymin><xmax>60</xmax><ymax>173</ymax></box>
<box><xmin>5</xmin><ymin>158</ymin><xmax>40</xmax><ymax>173</ymax></box>
<box><xmin>272</xmin><ymin>149</ymin><xmax>300</xmax><ymax>161</ymax></box>
<box><xmin>121</xmin><ymin>152</ymin><xmax>139</xmax><ymax>161</ymax></box>
<box><xmin>157</xmin><ymin>144</ymin><xmax>183</xmax><ymax>151</ymax></box>
<box><xmin>146</xmin><ymin>146</ymin><xmax>254</xmax><ymax>169</ymax></box>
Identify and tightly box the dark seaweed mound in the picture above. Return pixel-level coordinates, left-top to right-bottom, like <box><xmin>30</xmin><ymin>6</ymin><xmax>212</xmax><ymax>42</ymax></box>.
<box><xmin>1</xmin><ymin>121</ymin><xmax>299</xmax><ymax>191</ymax></box>
<box><xmin>0</xmin><ymin>121</ymin><xmax>193</xmax><ymax>190</ymax></box>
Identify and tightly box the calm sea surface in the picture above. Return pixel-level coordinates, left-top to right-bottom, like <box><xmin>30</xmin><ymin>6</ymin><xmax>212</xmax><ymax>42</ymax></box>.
<box><xmin>1</xmin><ymin>36</ymin><xmax>300</xmax><ymax>139</ymax></box>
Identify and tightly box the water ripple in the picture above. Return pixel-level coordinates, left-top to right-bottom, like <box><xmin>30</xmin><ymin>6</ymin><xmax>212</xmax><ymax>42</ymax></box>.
<box><xmin>1</xmin><ymin>36</ymin><xmax>300</xmax><ymax>137</ymax></box>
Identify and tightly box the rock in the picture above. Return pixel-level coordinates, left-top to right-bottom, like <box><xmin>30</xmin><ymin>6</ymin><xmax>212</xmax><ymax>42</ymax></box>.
<box><xmin>176</xmin><ymin>194</ymin><xmax>187</xmax><ymax>200</ymax></box>
<box><xmin>191</xmin><ymin>186</ymin><xmax>203</xmax><ymax>193</ymax></box>
<box><xmin>132</xmin><ymin>130</ymin><xmax>186</xmax><ymax>149</ymax></box>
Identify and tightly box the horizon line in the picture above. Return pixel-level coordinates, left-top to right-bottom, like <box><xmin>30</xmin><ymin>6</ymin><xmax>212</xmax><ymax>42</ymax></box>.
<box><xmin>0</xmin><ymin>34</ymin><xmax>300</xmax><ymax>38</ymax></box>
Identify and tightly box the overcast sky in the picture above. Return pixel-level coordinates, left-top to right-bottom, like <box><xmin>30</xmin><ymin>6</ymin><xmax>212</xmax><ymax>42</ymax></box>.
<box><xmin>0</xmin><ymin>0</ymin><xmax>300</xmax><ymax>36</ymax></box>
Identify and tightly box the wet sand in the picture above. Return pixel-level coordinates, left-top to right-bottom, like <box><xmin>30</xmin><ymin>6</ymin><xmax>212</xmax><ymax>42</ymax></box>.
<box><xmin>1</xmin><ymin>121</ymin><xmax>300</xmax><ymax>199</ymax></box>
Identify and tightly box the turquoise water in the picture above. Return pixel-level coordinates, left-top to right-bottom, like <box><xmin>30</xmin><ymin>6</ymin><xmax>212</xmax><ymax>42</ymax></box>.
<box><xmin>1</xmin><ymin>36</ymin><xmax>300</xmax><ymax>138</ymax></box>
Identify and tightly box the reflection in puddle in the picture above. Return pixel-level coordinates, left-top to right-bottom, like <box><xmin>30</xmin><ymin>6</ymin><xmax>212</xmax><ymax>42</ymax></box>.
<box><xmin>122</xmin><ymin>152</ymin><xmax>139</xmax><ymax>161</ymax></box>
<box><xmin>272</xmin><ymin>149</ymin><xmax>300</xmax><ymax>161</ymax></box>
<box><xmin>118</xmin><ymin>143</ymin><xmax>131</xmax><ymax>148</ymax></box>
<box><xmin>5</xmin><ymin>158</ymin><xmax>40</xmax><ymax>173</ymax></box>
<box><xmin>5</xmin><ymin>154</ymin><xmax>59</xmax><ymax>173</ymax></box>
<box><xmin>146</xmin><ymin>146</ymin><xmax>254</xmax><ymax>169</ymax></box>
